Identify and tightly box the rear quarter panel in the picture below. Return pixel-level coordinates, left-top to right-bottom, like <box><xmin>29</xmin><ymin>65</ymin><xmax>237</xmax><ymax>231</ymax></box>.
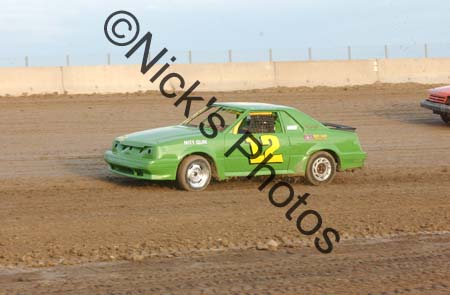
<box><xmin>285</xmin><ymin>109</ymin><xmax>366</xmax><ymax>173</ymax></box>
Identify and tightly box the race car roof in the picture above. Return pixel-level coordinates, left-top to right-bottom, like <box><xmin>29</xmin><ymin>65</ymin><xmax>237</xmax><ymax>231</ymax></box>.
<box><xmin>212</xmin><ymin>102</ymin><xmax>295</xmax><ymax>111</ymax></box>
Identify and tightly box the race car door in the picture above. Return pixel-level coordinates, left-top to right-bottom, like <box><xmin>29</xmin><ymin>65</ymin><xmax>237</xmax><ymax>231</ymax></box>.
<box><xmin>223</xmin><ymin>111</ymin><xmax>290</xmax><ymax>176</ymax></box>
<box><xmin>278</xmin><ymin>111</ymin><xmax>309</xmax><ymax>173</ymax></box>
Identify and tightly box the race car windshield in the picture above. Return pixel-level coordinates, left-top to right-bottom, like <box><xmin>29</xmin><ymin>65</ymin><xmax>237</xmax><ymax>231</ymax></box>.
<box><xmin>182</xmin><ymin>106</ymin><xmax>242</xmax><ymax>131</ymax></box>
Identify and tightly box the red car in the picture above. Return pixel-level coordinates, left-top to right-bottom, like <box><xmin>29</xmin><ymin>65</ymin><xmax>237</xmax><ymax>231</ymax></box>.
<box><xmin>421</xmin><ymin>85</ymin><xmax>450</xmax><ymax>124</ymax></box>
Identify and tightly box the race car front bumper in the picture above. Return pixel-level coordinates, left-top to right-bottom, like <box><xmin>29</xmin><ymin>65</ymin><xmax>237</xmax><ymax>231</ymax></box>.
<box><xmin>104</xmin><ymin>150</ymin><xmax>177</xmax><ymax>180</ymax></box>
<box><xmin>420</xmin><ymin>99</ymin><xmax>450</xmax><ymax>114</ymax></box>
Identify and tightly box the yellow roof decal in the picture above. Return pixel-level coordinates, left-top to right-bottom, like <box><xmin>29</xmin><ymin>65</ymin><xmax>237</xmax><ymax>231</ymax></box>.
<box><xmin>249</xmin><ymin>112</ymin><xmax>273</xmax><ymax>115</ymax></box>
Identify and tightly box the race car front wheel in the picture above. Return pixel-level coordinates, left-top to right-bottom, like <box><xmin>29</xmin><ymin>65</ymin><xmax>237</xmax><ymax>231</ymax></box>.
<box><xmin>440</xmin><ymin>113</ymin><xmax>450</xmax><ymax>125</ymax></box>
<box><xmin>177</xmin><ymin>155</ymin><xmax>212</xmax><ymax>191</ymax></box>
<box><xmin>305</xmin><ymin>151</ymin><xmax>336</xmax><ymax>185</ymax></box>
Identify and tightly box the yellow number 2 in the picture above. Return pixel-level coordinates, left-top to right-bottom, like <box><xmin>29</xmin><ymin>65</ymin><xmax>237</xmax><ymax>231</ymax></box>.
<box><xmin>246</xmin><ymin>135</ymin><xmax>284</xmax><ymax>164</ymax></box>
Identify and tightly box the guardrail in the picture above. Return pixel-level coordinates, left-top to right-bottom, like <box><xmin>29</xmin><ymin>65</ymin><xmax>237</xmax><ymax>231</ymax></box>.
<box><xmin>3</xmin><ymin>43</ymin><xmax>450</xmax><ymax>67</ymax></box>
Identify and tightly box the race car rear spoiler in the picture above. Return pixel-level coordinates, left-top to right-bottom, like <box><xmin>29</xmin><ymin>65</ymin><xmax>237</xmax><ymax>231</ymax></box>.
<box><xmin>322</xmin><ymin>122</ymin><xmax>356</xmax><ymax>131</ymax></box>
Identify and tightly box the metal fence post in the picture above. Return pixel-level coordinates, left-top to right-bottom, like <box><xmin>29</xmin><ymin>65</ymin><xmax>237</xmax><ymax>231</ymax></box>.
<box><xmin>347</xmin><ymin>46</ymin><xmax>352</xmax><ymax>60</ymax></box>
<box><xmin>308</xmin><ymin>47</ymin><xmax>312</xmax><ymax>61</ymax></box>
<box><xmin>188</xmin><ymin>50</ymin><xmax>192</xmax><ymax>64</ymax></box>
<box><xmin>25</xmin><ymin>56</ymin><xmax>29</xmax><ymax>67</ymax></box>
<box><xmin>66</xmin><ymin>54</ymin><xmax>70</xmax><ymax>67</ymax></box>
<box><xmin>269</xmin><ymin>48</ymin><xmax>273</xmax><ymax>62</ymax></box>
<box><xmin>424</xmin><ymin>43</ymin><xmax>428</xmax><ymax>58</ymax></box>
<box><xmin>384</xmin><ymin>45</ymin><xmax>389</xmax><ymax>59</ymax></box>
<box><xmin>107</xmin><ymin>53</ymin><xmax>111</xmax><ymax>65</ymax></box>
<box><xmin>228</xmin><ymin>49</ymin><xmax>232</xmax><ymax>63</ymax></box>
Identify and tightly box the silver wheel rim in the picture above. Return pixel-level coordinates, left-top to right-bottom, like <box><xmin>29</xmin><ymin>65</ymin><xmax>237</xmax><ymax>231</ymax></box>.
<box><xmin>312</xmin><ymin>157</ymin><xmax>332</xmax><ymax>182</ymax></box>
<box><xmin>186</xmin><ymin>161</ymin><xmax>210</xmax><ymax>189</ymax></box>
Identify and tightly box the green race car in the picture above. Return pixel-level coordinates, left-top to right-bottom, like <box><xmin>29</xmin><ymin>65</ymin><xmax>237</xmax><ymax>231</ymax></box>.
<box><xmin>104</xmin><ymin>102</ymin><xmax>366</xmax><ymax>191</ymax></box>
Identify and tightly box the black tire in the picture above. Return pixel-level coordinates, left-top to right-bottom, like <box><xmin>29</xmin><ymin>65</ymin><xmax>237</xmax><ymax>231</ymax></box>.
<box><xmin>305</xmin><ymin>151</ymin><xmax>336</xmax><ymax>186</ymax></box>
<box><xmin>177</xmin><ymin>155</ymin><xmax>212</xmax><ymax>191</ymax></box>
<box><xmin>440</xmin><ymin>113</ymin><xmax>450</xmax><ymax>125</ymax></box>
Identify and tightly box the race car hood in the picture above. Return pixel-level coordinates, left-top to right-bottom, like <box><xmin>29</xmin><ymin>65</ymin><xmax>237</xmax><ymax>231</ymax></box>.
<box><xmin>116</xmin><ymin>125</ymin><xmax>202</xmax><ymax>147</ymax></box>
<box><xmin>428</xmin><ymin>85</ymin><xmax>450</xmax><ymax>97</ymax></box>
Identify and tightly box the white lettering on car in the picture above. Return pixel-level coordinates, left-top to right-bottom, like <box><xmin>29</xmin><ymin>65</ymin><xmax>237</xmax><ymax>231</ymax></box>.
<box><xmin>184</xmin><ymin>139</ymin><xmax>208</xmax><ymax>145</ymax></box>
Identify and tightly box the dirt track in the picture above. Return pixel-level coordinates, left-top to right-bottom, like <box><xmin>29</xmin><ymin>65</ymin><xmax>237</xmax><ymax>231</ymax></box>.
<box><xmin>1</xmin><ymin>84</ymin><xmax>450</xmax><ymax>294</ymax></box>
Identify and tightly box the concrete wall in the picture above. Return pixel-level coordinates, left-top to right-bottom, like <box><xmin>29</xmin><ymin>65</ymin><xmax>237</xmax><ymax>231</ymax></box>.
<box><xmin>0</xmin><ymin>67</ymin><xmax>64</xmax><ymax>95</ymax></box>
<box><xmin>377</xmin><ymin>59</ymin><xmax>450</xmax><ymax>84</ymax></box>
<box><xmin>1</xmin><ymin>58</ymin><xmax>449</xmax><ymax>96</ymax></box>
<box><xmin>274</xmin><ymin>60</ymin><xmax>378</xmax><ymax>87</ymax></box>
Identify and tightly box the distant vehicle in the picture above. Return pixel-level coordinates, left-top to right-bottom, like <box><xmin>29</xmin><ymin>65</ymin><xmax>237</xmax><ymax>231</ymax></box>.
<box><xmin>420</xmin><ymin>85</ymin><xmax>450</xmax><ymax>124</ymax></box>
<box><xmin>104</xmin><ymin>103</ymin><xmax>367</xmax><ymax>191</ymax></box>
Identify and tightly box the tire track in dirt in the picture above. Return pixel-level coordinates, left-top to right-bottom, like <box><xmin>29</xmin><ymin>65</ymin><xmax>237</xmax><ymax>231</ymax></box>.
<box><xmin>1</xmin><ymin>234</ymin><xmax>449</xmax><ymax>295</ymax></box>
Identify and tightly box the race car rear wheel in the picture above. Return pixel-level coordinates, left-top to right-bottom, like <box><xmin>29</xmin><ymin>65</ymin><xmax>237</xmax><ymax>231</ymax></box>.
<box><xmin>177</xmin><ymin>155</ymin><xmax>211</xmax><ymax>191</ymax></box>
<box><xmin>305</xmin><ymin>151</ymin><xmax>336</xmax><ymax>185</ymax></box>
<box><xmin>440</xmin><ymin>113</ymin><xmax>450</xmax><ymax>125</ymax></box>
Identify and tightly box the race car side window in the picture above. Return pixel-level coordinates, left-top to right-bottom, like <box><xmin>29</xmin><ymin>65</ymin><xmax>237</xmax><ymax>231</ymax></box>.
<box><xmin>280</xmin><ymin>112</ymin><xmax>303</xmax><ymax>132</ymax></box>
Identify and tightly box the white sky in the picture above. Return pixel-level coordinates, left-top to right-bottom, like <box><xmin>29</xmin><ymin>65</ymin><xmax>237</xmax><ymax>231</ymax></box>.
<box><xmin>1</xmin><ymin>0</ymin><xmax>449</xmax><ymax>62</ymax></box>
